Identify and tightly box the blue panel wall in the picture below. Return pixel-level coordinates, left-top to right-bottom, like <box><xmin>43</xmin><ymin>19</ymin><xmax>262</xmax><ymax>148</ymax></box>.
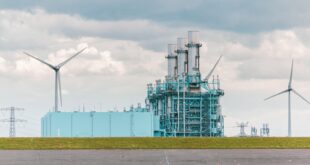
<box><xmin>92</xmin><ymin>112</ymin><xmax>110</xmax><ymax>137</ymax></box>
<box><xmin>111</xmin><ymin>112</ymin><xmax>131</xmax><ymax>137</ymax></box>
<box><xmin>132</xmin><ymin>112</ymin><xmax>153</xmax><ymax>136</ymax></box>
<box><xmin>41</xmin><ymin>111</ymin><xmax>156</xmax><ymax>137</ymax></box>
<box><xmin>72</xmin><ymin>112</ymin><xmax>92</xmax><ymax>137</ymax></box>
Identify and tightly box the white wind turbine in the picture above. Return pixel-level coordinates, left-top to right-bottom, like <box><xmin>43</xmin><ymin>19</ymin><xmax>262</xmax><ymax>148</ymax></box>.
<box><xmin>265</xmin><ymin>60</ymin><xmax>310</xmax><ymax>137</ymax></box>
<box><xmin>24</xmin><ymin>47</ymin><xmax>87</xmax><ymax>112</ymax></box>
<box><xmin>204</xmin><ymin>55</ymin><xmax>223</xmax><ymax>82</ymax></box>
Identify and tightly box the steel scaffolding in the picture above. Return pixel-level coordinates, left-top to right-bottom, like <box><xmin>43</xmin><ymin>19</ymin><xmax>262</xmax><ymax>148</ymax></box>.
<box><xmin>146</xmin><ymin>74</ymin><xmax>224</xmax><ymax>137</ymax></box>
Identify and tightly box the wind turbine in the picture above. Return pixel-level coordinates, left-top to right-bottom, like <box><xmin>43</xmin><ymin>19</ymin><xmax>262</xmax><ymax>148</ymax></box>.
<box><xmin>24</xmin><ymin>47</ymin><xmax>87</xmax><ymax>112</ymax></box>
<box><xmin>265</xmin><ymin>60</ymin><xmax>310</xmax><ymax>137</ymax></box>
<box><xmin>204</xmin><ymin>54</ymin><xmax>223</xmax><ymax>84</ymax></box>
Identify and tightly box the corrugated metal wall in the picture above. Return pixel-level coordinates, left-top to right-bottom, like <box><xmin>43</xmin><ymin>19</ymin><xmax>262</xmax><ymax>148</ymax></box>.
<box><xmin>41</xmin><ymin>111</ymin><xmax>155</xmax><ymax>137</ymax></box>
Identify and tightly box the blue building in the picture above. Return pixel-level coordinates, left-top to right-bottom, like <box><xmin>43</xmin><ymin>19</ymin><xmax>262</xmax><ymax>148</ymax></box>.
<box><xmin>41</xmin><ymin>111</ymin><xmax>157</xmax><ymax>137</ymax></box>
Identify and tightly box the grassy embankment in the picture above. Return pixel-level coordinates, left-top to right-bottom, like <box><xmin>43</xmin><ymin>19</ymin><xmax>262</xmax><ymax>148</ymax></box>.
<box><xmin>0</xmin><ymin>137</ymin><xmax>309</xmax><ymax>150</ymax></box>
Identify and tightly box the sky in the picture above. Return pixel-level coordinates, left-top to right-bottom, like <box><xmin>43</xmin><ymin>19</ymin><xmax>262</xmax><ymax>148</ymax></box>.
<box><xmin>0</xmin><ymin>0</ymin><xmax>310</xmax><ymax>137</ymax></box>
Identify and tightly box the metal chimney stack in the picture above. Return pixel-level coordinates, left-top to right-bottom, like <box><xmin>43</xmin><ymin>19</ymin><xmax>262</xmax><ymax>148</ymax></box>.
<box><xmin>176</xmin><ymin>38</ymin><xmax>188</xmax><ymax>77</ymax></box>
<box><xmin>167</xmin><ymin>44</ymin><xmax>177</xmax><ymax>80</ymax></box>
<box><xmin>186</xmin><ymin>31</ymin><xmax>202</xmax><ymax>76</ymax></box>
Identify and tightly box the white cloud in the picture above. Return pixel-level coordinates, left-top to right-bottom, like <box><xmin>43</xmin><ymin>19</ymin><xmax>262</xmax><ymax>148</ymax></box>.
<box><xmin>0</xmin><ymin>57</ymin><xmax>9</xmax><ymax>73</ymax></box>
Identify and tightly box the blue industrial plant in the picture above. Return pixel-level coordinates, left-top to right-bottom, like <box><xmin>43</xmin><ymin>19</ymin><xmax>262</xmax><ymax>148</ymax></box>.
<box><xmin>41</xmin><ymin>31</ymin><xmax>225</xmax><ymax>137</ymax></box>
<box><xmin>146</xmin><ymin>31</ymin><xmax>224</xmax><ymax>137</ymax></box>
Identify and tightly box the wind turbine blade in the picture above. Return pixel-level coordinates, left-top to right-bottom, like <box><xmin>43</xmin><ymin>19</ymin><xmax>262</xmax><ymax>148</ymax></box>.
<box><xmin>204</xmin><ymin>54</ymin><xmax>223</xmax><ymax>81</ymax></box>
<box><xmin>264</xmin><ymin>89</ymin><xmax>289</xmax><ymax>101</ymax></box>
<box><xmin>58</xmin><ymin>73</ymin><xmax>63</xmax><ymax>107</ymax></box>
<box><xmin>24</xmin><ymin>52</ymin><xmax>56</xmax><ymax>69</ymax></box>
<box><xmin>289</xmin><ymin>59</ymin><xmax>294</xmax><ymax>87</ymax></box>
<box><xmin>292</xmin><ymin>89</ymin><xmax>310</xmax><ymax>104</ymax></box>
<box><xmin>57</xmin><ymin>47</ymin><xmax>87</xmax><ymax>68</ymax></box>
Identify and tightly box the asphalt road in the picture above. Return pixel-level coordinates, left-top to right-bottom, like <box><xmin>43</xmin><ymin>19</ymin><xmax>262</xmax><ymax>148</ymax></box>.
<box><xmin>0</xmin><ymin>149</ymin><xmax>309</xmax><ymax>165</ymax></box>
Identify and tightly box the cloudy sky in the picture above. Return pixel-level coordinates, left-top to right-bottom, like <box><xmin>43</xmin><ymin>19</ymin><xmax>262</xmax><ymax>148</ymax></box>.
<box><xmin>0</xmin><ymin>0</ymin><xmax>310</xmax><ymax>137</ymax></box>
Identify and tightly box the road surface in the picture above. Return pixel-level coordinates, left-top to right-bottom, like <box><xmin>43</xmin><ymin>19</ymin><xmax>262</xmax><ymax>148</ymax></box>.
<box><xmin>0</xmin><ymin>149</ymin><xmax>309</xmax><ymax>165</ymax></box>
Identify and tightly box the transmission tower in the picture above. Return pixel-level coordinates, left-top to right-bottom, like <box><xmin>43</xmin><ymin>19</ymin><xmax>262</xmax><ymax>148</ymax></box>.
<box><xmin>260</xmin><ymin>123</ymin><xmax>270</xmax><ymax>137</ymax></box>
<box><xmin>251</xmin><ymin>126</ymin><xmax>258</xmax><ymax>137</ymax></box>
<box><xmin>236</xmin><ymin>122</ymin><xmax>249</xmax><ymax>137</ymax></box>
<box><xmin>0</xmin><ymin>107</ymin><xmax>26</xmax><ymax>137</ymax></box>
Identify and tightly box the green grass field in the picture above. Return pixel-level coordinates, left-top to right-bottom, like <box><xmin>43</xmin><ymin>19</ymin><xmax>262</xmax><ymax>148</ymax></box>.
<box><xmin>0</xmin><ymin>137</ymin><xmax>309</xmax><ymax>149</ymax></box>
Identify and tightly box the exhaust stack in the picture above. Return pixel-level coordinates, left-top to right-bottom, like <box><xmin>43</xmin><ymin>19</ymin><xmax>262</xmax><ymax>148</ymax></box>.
<box><xmin>176</xmin><ymin>38</ymin><xmax>188</xmax><ymax>77</ymax></box>
<box><xmin>166</xmin><ymin>44</ymin><xmax>177</xmax><ymax>80</ymax></box>
<box><xmin>186</xmin><ymin>31</ymin><xmax>202</xmax><ymax>75</ymax></box>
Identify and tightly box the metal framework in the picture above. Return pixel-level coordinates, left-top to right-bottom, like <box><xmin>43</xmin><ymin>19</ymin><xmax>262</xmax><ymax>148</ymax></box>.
<box><xmin>145</xmin><ymin>31</ymin><xmax>225</xmax><ymax>137</ymax></box>
<box><xmin>146</xmin><ymin>74</ymin><xmax>224</xmax><ymax>137</ymax></box>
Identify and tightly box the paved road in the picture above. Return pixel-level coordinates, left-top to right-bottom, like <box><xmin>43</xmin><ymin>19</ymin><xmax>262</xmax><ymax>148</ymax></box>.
<box><xmin>0</xmin><ymin>149</ymin><xmax>309</xmax><ymax>165</ymax></box>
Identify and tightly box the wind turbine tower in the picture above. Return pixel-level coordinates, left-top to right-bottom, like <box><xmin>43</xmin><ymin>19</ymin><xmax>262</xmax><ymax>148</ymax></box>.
<box><xmin>265</xmin><ymin>60</ymin><xmax>310</xmax><ymax>137</ymax></box>
<box><xmin>24</xmin><ymin>47</ymin><xmax>87</xmax><ymax>112</ymax></box>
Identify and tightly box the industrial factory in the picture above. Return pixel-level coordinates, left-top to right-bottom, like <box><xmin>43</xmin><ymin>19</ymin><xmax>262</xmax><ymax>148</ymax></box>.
<box><xmin>41</xmin><ymin>31</ymin><xmax>225</xmax><ymax>137</ymax></box>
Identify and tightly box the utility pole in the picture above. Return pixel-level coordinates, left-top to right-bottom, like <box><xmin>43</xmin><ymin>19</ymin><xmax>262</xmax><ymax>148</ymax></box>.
<box><xmin>0</xmin><ymin>107</ymin><xmax>26</xmax><ymax>137</ymax></box>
